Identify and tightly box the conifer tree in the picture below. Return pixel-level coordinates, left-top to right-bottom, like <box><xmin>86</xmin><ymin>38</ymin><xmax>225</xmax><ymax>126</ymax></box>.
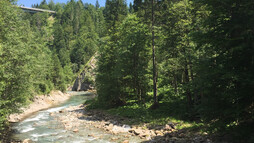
<box><xmin>96</xmin><ymin>0</ymin><xmax>128</xmax><ymax>107</ymax></box>
<box><xmin>193</xmin><ymin>0</ymin><xmax>254</xmax><ymax>135</ymax></box>
<box><xmin>117</xmin><ymin>14</ymin><xmax>151</xmax><ymax>102</ymax></box>
<box><xmin>95</xmin><ymin>0</ymin><xmax>100</xmax><ymax>9</ymax></box>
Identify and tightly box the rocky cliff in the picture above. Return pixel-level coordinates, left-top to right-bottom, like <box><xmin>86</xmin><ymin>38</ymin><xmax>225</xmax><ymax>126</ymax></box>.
<box><xmin>72</xmin><ymin>55</ymin><xmax>96</xmax><ymax>91</ymax></box>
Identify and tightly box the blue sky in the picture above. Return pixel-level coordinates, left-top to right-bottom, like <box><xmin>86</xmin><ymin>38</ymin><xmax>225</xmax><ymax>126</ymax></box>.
<box><xmin>17</xmin><ymin>0</ymin><xmax>133</xmax><ymax>7</ymax></box>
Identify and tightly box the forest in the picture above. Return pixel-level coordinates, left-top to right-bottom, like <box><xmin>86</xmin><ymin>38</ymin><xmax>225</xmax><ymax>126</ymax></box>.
<box><xmin>0</xmin><ymin>0</ymin><xmax>253</xmax><ymax>142</ymax></box>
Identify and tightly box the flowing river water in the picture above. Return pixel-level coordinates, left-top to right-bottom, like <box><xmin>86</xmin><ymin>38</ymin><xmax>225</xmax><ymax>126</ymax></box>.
<box><xmin>11</xmin><ymin>92</ymin><xmax>144</xmax><ymax>143</ymax></box>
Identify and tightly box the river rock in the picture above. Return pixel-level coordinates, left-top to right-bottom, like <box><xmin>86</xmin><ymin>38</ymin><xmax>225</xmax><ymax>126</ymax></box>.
<box><xmin>133</xmin><ymin>128</ymin><xmax>143</xmax><ymax>135</ymax></box>
<box><xmin>105</xmin><ymin>122</ymin><xmax>110</xmax><ymax>126</ymax></box>
<box><xmin>140</xmin><ymin>130</ymin><xmax>151</xmax><ymax>138</ymax></box>
<box><xmin>88</xmin><ymin>134</ymin><xmax>96</xmax><ymax>138</ymax></box>
<box><xmin>128</xmin><ymin>128</ymin><xmax>134</xmax><ymax>133</ymax></box>
<box><xmin>122</xmin><ymin>124</ymin><xmax>131</xmax><ymax>129</ymax></box>
<box><xmin>168</xmin><ymin>122</ymin><xmax>175</xmax><ymax>129</ymax></box>
<box><xmin>107</xmin><ymin>123</ymin><xmax>114</xmax><ymax>130</ymax></box>
<box><xmin>165</xmin><ymin>124</ymin><xmax>172</xmax><ymax>131</ymax></box>
<box><xmin>73</xmin><ymin>128</ymin><xmax>79</xmax><ymax>133</ymax></box>
<box><xmin>146</xmin><ymin>135</ymin><xmax>152</xmax><ymax>140</ymax></box>
<box><xmin>155</xmin><ymin>130</ymin><xmax>163</xmax><ymax>136</ymax></box>
<box><xmin>122</xmin><ymin>140</ymin><xmax>129</xmax><ymax>143</ymax></box>
<box><xmin>64</xmin><ymin>123</ymin><xmax>72</xmax><ymax>130</ymax></box>
<box><xmin>150</xmin><ymin>130</ymin><xmax>156</xmax><ymax>136</ymax></box>
<box><xmin>23</xmin><ymin>139</ymin><xmax>32</xmax><ymax>143</ymax></box>
<box><xmin>154</xmin><ymin>125</ymin><xmax>164</xmax><ymax>130</ymax></box>
<box><xmin>59</xmin><ymin>110</ymin><xmax>64</xmax><ymax>113</ymax></box>
<box><xmin>111</xmin><ymin>137</ymin><xmax>118</xmax><ymax>141</ymax></box>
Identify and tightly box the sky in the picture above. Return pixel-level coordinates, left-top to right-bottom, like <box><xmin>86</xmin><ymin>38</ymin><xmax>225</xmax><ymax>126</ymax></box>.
<box><xmin>17</xmin><ymin>0</ymin><xmax>133</xmax><ymax>8</ymax></box>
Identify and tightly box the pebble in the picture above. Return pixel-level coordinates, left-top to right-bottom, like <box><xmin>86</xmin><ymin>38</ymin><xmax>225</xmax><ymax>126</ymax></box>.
<box><xmin>22</xmin><ymin>139</ymin><xmax>32</xmax><ymax>143</ymax></box>
<box><xmin>73</xmin><ymin>128</ymin><xmax>79</xmax><ymax>133</ymax></box>
<box><xmin>122</xmin><ymin>140</ymin><xmax>129</xmax><ymax>143</ymax></box>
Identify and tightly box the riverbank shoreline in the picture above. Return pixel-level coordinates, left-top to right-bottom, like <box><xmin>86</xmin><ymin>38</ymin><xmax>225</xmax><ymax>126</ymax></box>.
<box><xmin>2</xmin><ymin>91</ymin><xmax>74</xmax><ymax>143</ymax></box>
<box><xmin>7</xmin><ymin>91</ymin><xmax>213</xmax><ymax>143</ymax></box>
<box><xmin>8</xmin><ymin>90</ymin><xmax>72</xmax><ymax>123</ymax></box>
<box><xmin>49</xmin><ymin>104</ymin><xmax>212</xmax><ymax>143</ymax></box>
<box><xmin>10</xmin><ymin>92</ymin><xmax>146</xmax><ymax>143</ymax></box>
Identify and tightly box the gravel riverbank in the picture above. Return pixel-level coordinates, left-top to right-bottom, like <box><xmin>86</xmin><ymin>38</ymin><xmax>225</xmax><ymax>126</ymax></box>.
<box><xmin>51</xmin><ymin>104</ymin><xmax>212</xmax><ymax>143</ymax></box>
<box><xmin>8</xmin><ymin>91</ymin><xmax>72</xmax><ymax>123</ymax></box>
<box><xmin>9</xmin><ymin>92</ymin><xmax>212</xmax><ymax>143</ymax></box>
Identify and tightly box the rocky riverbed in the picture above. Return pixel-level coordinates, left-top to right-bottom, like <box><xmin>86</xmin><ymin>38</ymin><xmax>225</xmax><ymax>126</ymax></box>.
<box><xmin>50</xmin><ymin>104</ymin><xmax>213</xmax><ymax>143</ymax></box>
<box><xmin>11</xmin><ymin>92</ymin><xmax>144</xmax><ymax>143</ymax></box>
<box><xmin>11</xmin><ymin>92</ymin><xmax>213</xmax><ymax>143</ymax></box>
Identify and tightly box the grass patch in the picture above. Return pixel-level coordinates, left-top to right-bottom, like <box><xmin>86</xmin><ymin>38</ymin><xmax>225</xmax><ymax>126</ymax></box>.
<box><xmin>85</xmin><ymin>97</ymin><xmax>252</xmax><ymax>142</ymax></box>
<box><xmin>86</xmin><ymin>98</ymin><xmax>204</xmax><ymax>131</ymax></box>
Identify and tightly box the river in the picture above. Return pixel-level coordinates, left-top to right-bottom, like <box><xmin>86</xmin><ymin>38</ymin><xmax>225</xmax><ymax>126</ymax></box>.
<box><xmin>11</xmin><ymin>92</ymin><xmax>144</xmax><ymax>143</ymax></box>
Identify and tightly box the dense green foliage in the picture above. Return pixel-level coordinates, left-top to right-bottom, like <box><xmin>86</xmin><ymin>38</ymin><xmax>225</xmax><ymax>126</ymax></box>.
<box><xmin>96</xmin><ymin>0</ymin><xmax>128</xmax><ymax>107</ymax></box>
<box><xmin>97</xmin><ymin>14</ymin><xmax>151</xmax><ymax>107</ymax></box>
<box><xmin>0</xmin><ymin>0</ymin><xmax>253</xmax><ymax>142</ymax></box>
<box><xmin>193</xmin><ymin>0</ymin><xmax>254</xmax><ymax>140</ymax></box>
<box><xmin>94</xmin><ymin>0</ymin><xmax>254</xmax><ymax>142</ymax></box>
<box><xmin>0</xmin><ymin>0</ymin><xmax>103</xmax><ymax>139</ymax></box>
<box><xmin>0</xmin><ymin>0</ymin><xmax>34</xmax><ymax>134</ymax></box>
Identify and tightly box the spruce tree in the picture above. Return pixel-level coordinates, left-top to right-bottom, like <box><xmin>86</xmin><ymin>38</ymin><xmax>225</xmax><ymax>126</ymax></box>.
<box><xmin>117</xmin><ymin>14</ymin><xmax>151</xmax><ymax>102</ymax></box>
<box><xmin>193</xmin><ymin>0</ymin><xmax>254</xmax><ymax>137</ymax></box>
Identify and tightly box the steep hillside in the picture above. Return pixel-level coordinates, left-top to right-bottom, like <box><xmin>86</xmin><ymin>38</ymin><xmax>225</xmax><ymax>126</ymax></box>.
<box><xmin>72</xmin><ymin>55</ymin><xmax>96</xmax><ymax>91</ymax></box>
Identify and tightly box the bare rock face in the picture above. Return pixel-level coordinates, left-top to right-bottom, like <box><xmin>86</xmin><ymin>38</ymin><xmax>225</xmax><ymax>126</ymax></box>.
<box><xmin>72</xmin><ymin>56</ymin><xmax>96</xmax><ymax>91</ymax></box>
<box><xmin>72</xmin><ymin>77</ymin><xmax>81</xmax><ymax>91</ymax></box>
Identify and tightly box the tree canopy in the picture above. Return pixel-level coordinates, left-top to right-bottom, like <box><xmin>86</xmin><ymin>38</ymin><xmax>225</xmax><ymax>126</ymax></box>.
<box><xmin>0</xmin><ymin>0</ymin><xmax>253</xmax><ymax>142</ymax></box>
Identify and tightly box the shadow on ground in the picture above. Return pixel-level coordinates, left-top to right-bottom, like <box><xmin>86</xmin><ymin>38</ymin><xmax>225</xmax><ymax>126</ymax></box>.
<box><xmin>67</xmin><ymin>101</ymin><xmax>213</xmax><ymax>143</ymax></box>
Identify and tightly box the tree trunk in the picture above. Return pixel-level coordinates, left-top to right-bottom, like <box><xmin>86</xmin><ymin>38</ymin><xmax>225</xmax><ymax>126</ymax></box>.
<box><xmin>184</xmin><ymin>59</ymin><xmax>192</xmax><ymax>106</ymax></box>
<box><xmin>173</xmin><ymin>73</ymin><xmax>178</xmax><ymax>94</ymax></box>
<box><xmin>189</xmin><ymin>61</ymin><xmax>194</xmax><ymax>81</ymax></box>
<box><xmin>182</xmin><ymin>43</ymin><xmax>192</xmax><ymax>106</ymax></box>
<box><xmin>151</xmin><ymin>0</ymin><xmax>158</xmax><ymax>108</ymax></box>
